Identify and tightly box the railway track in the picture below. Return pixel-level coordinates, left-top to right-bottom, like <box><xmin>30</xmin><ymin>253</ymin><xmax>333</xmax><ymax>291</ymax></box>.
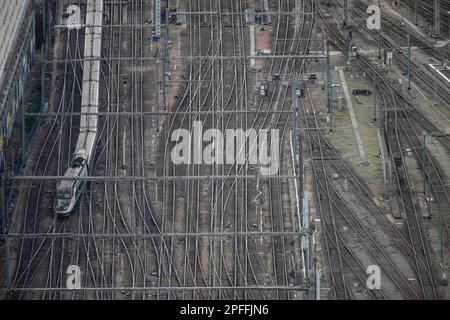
<box><xmin>160</xmin><ymin>0</ymin><xmax>221</xmax><ymax>299</ymax></box>
<box><xmin>381</xmin><ymin>88</ymin><xmax>438</xmax><ymax>299</ymax></box>
<box><xmin>301</xmin><ymin>92</ymin><xmax>413</xmax><ymax>299</ymax></box>
<box><xmin>319</xmin><ymin>2</ymin><xmax>445</xmax><ymax>299</ymax></box>
<box><xmin>349</xmin><ymin>0</ymin><xmax>450</xmax><ymax>107</ymax></box>
<box><xmin>6</xmin><ymin>0</ymin><xmax>161</xmax><ymax>300</ymax></box>
<box><xmin>94</xmin><ymin>0</ymin><xmax>176</xmax><ymax>299</ymax></box>
<box><xmin>157</xmin><ymin>0</ymin><xmax>314</xmax><ymax>299</ymax></box>
<box><xmin>161</xmin><ymin>0</ymin><xmax>260</xmax><ymax>299</ymax></box>
<box><xmin>402</xmin><ymin>0</ymin><xmax>450</xmax><ymax>34</ymax></box>
<box><xmin>1</xmin><ymin>0</ymin><xmax>316</xmax><ymax>300</ymax></box>
<box><xmin>6</xmin><ymin>0</ymin><xmax>436</xmax><ymax>301</ymax></box>
<box><xmin>9</xmin><ymin>0</ymin><xmax>91</xmax><ymax>298</ymax></box>
<box><xmin>337</xmin><ymin>0</ymin><xmax>450</xmax><ymax>240</ymax></box>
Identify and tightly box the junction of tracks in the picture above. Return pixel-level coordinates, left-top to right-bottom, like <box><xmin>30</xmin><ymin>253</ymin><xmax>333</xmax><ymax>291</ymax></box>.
<box><xmin>0</xmin><ymin>0</ymin><xmax>450</xmax><ymax>300</ymax></box>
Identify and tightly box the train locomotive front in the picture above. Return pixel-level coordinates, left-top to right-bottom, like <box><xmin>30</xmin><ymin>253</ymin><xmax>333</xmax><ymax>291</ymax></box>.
<box><xmin>55</xmin><ymin>151</ymin><xmax>89</xmax><ymax>215</ymax></box>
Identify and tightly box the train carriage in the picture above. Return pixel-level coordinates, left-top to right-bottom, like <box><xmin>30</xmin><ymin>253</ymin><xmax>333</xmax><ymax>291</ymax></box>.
<box><xmin>55</xmin><ymin>0</ymin><xmax>103</xmax><ymax>216</ymax></box>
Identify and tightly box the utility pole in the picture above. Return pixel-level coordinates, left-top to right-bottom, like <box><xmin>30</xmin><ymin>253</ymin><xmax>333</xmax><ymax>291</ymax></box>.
<box><xmin>422</xmin><ymin>132</ymin><xmax>432</xmax><ymax>218</ymax></box>
<box><xmin>163</xmin><ymin>4</ymin><xmax>169</xmax><ymax>112</ymax></box>
<box><xmin>156</xmin><ymin>62</ymin><xmax>160</xmax><ymax>133</ymax></box>
<box><xmin>1</xmin><ymin>174</ymin><xmax>11</xmax><ymax>289</ymax></box>
<box><xmin>302</xmin><ymin>191</ymin><xmax>310</xmax><ymax>300</ymax></box>
<box><xmin>42</xmin><ymin>0</ymin><xmax>46</xmax><ymax>42</ymax></box>
<box><xmin>373</xmin><ymin>68</ymin><xmax>377</xmax><ymax>122</ymax></box>
<box><xmin>439</xmin><ymin>202</ymin><xmax>443</xmax><ymax>265</ymax></box>
<box><xmin>154</xmin><ymin>0</ymin><xmax>161</xmax><ymax>40</ymax></box>
<box><xmin>325</xmin><ymin>33</ymin><xmax>332</xmax><ymax>131</ymax></box>
<box><xmin>433</xmin><ymin>0</ymin><xmax>441</xmax><ymax>37</ymax></box>
<box><xmin>312</xmin><ymin>0</ymin><xmax>316</xmax><ymax>26</ymax></box>
<box><xmin>422</xmin><ymin>132</ymin><xmax>427</xmax><ymax>196</ymax></box>
<box><xmin>378</xmin><ymin>28</ymin><xmax>382</xmax><ymax>59</ymax></box>
<box><xmin>372</xmin><ymin>2</ymin><xmax>382</xmax><ymax>59</ymax></box>
<box><xmin>315</xmin><ymin>269</ymin><xmax>321</xmax><ymax>300</ymax></box>
<box><xmin>260</xmin><ymin>0</ymin><xmax>264</xmax><ymax>30</ymax></box>
<box><xmin>434</xmin><ymin>62</ymin><xmax>438</xmax><ymax>105</ymax></box>
<box><xmin>41</xmin><ymin>45</ymin><xmax>45</xmax><ymax>110</ymax></box>
<box><xmin>407</xmin><ymin>33</ymin><xmax>411</xmax><ymax>90</ymax></box>
<box><xmin>291</xmin><ymin>81</ymin><xmax>310</xmax><ymax>299</ymax></box>
<box><xmin>41</xmin><ymin>0</ymin><xmax>48</xmax><ymax>126</ymax></box>
<box><xmin>291</xmin><ymin>81</ymin><xmax>302</xmax><ymax>217</ymax></box>
<box><xmin>22</xmin><ymin>106</ymin><xmax>26</xmax><ymax>164</ymax></box>
<box><xmin>415</xmin><ymin>0</ymin><xmax>419</xmax><ymax>26</ymax></box>
<box><xmin>343</xmin><ymin>0</ymin><xmax>352</xmax><ymax>27</ymax></box>
<box><xmin>1</xmin><ymin>175</ymin><xmax>5</xmax><ymax>235</ymax></box>
<box><xmin>344</xmin><ymin>0</ymin><xmax>353</xmax><ymax>57</ymax></box>
<box><xmin>447</xmin><ymin>11</ymin><xmax>450</xmax><ymax>40</ymax></box>
<box><xmin>291</xmin><ymin>81</ymin><xmax>298</xmax><ymax>171</ymax></box>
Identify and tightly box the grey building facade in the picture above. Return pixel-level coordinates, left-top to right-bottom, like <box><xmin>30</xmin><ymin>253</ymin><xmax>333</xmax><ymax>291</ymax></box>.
<box><xmin>0</xmin><ymin>0</ymin><xmax>36</xmax><ymax>166</ymax></box>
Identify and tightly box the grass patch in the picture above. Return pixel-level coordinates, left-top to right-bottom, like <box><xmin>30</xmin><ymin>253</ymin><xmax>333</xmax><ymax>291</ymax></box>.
<box><xmin>25</xmin><ymin>97</ymin><xmax>41</xmax><ymax>114</ymax></box>
<box><xmin>332</xmin><ymin>110</ymin><xmax>347</xmax><ymax>118</ymax></box>
<box><xmin>35</xmin><ymin>48</ymin><xmax>43</xmax><ymax>59</ymax></box>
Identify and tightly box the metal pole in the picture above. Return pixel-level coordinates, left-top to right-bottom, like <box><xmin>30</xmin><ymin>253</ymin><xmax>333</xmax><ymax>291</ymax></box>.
<box><xmin>344</xmin><ymin>0</ymin><xmax>353</xmax><ymax>57</ymax></box>
<box><xmin>1</xmin><ymin>175</ymin><xmax>5</xmax><ymax>235</ymax></box>
<box><xmin>5</xmin><ymin>235</ymin><xmax>11</xmax><ymax>291</ymax></box>
<box><xmin>434</xmin><ymin>64</ymin><xmax>438</xmax><ymax>105</ymax></box>
<box><xmin>163</xmin><ymin>4</ymin><xmax>169</xmax><ymax>112</ymax></box>
<box><xmin>315</xmin><ymin>269</ymin><xmax>321</xmax><ymax>300</ymax></box>
<box><xmin>344</xmin><ymin>0</ymin><xmax>352</xmax><ymax>27</ymax></box>
<box><xmin>156</xmin><ymin>62</ymin><xmax>160</xmax><ymax>132</ymax></box>
<box><xmin>295</xmin><ymin>83</ymin><xmax>307</xmax><ymax>292</ymax></box>
<box><xmin>428</xmin><ymin>178</ymin><xmax>432</xmax><ymax>217</ymax></box>
<box><xmin>1</xmin><ymin>118</ymin><xmax>4</xmax><ymax>174</ymax></box>
<box><xmin>439</xmin><ymin>203</ymin><xmax>443</xmax><ymax>264</ymax></box>
<box><xmin>302</xmin><ymin>192</ymin><xmax>310</xmax><ymax>299</ymax></box>
<box><xmin>344</xmin><ymin>0</ymin><xmax>348</xmax><ymax>26</ymax></box>
<box><xmin>378</xmin><ymin>29</ymin><xmax>381</xmax><ymax>59</ymax></box>
<box><xmin>415</xmin><ymin>0</ymin><xmax>418</xmax><ymax>26</ymax></box>
<box><xmin>11</xmin><ymin>151</ymin><xmax>15</xmax><ymax>178</ymax></box>
<box><xmin>260</xmin><ymin>0</ymin><xmax>264</xmax><ymax>30</ymax></box>
<box><xmin>155</xmin><ymin>0</ymin><xmax>161</xmax><ymax>39</ymax></box>
<box><xmin>42</xmin><ymin>0</ymin><xmax>46</xmax><ymax>42</ymax></box>
<box><xmin>348</xmin><ymin>33</ymin><xmax>352</xmax><ymax>61</ymax></box>
<box><xmin>312</xmin><ymin>0</ymin><xmax>316</xmax><ymax>26</ymax></box>
<box><xmin>291</xmin><ymin>80</ymin><xmax>303</xmax><ymax>229</ymax></box>
<box><xmin>22</xmin><ymin>107</ymin><xmax>26</xmax><ymax>164</ymax></box>
<box><xmin>291</xmin><ymin>81</ymin><xmax>298</xmax><ymax>174</ymax></box>
<box><xmin>434</xmin><ymin>0</ymin><xmax>441</xmax><ymax>37</ymax></box>
<box><xmin>1</xmin><ymin>174</ymin><xmax>11</xmax><ymax>289</ymax></box>
<box><xmin>298</xmin><ymin>89</ymin><xmax>304</xmax><ymax>224</ymax></box>
<box><xmin>407</xmin><ymin>33</ymin><xmax>411</xmax><ymax>90</ymax></box>
<box><xmin>41</xmin><ymin>48</ymin><xmax>45</xmax><ymax>110</ymax></box>
<box><xmin>373</xmin><ymin>68</ymin><xmax>377</xmax><ymax>121</ymax></box>
<box><xmin>448</xmin><ymin>11</ymin><xmax>450</xmax><ymax>40</ymax></box>
<box><xmin>326</xmin><ymin>34</ymin><xmax>332</xmax><ymax>131</ymax></box>
<box><xmin>422</xmin><ymin>133</ymin><xmax>432</xmax><ymax>218</ymax></box>
<box><xmin>422</xmin><ymin>132</ymin><xmax>427</xmax><ymax>195</ymax></box>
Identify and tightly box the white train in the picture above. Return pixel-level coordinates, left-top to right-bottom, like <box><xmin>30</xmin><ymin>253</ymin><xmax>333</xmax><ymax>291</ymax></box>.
<box><xmin>55</xmin><ymin>0</ymin><xmax>103</xmax><ymax>216</ymax></box>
